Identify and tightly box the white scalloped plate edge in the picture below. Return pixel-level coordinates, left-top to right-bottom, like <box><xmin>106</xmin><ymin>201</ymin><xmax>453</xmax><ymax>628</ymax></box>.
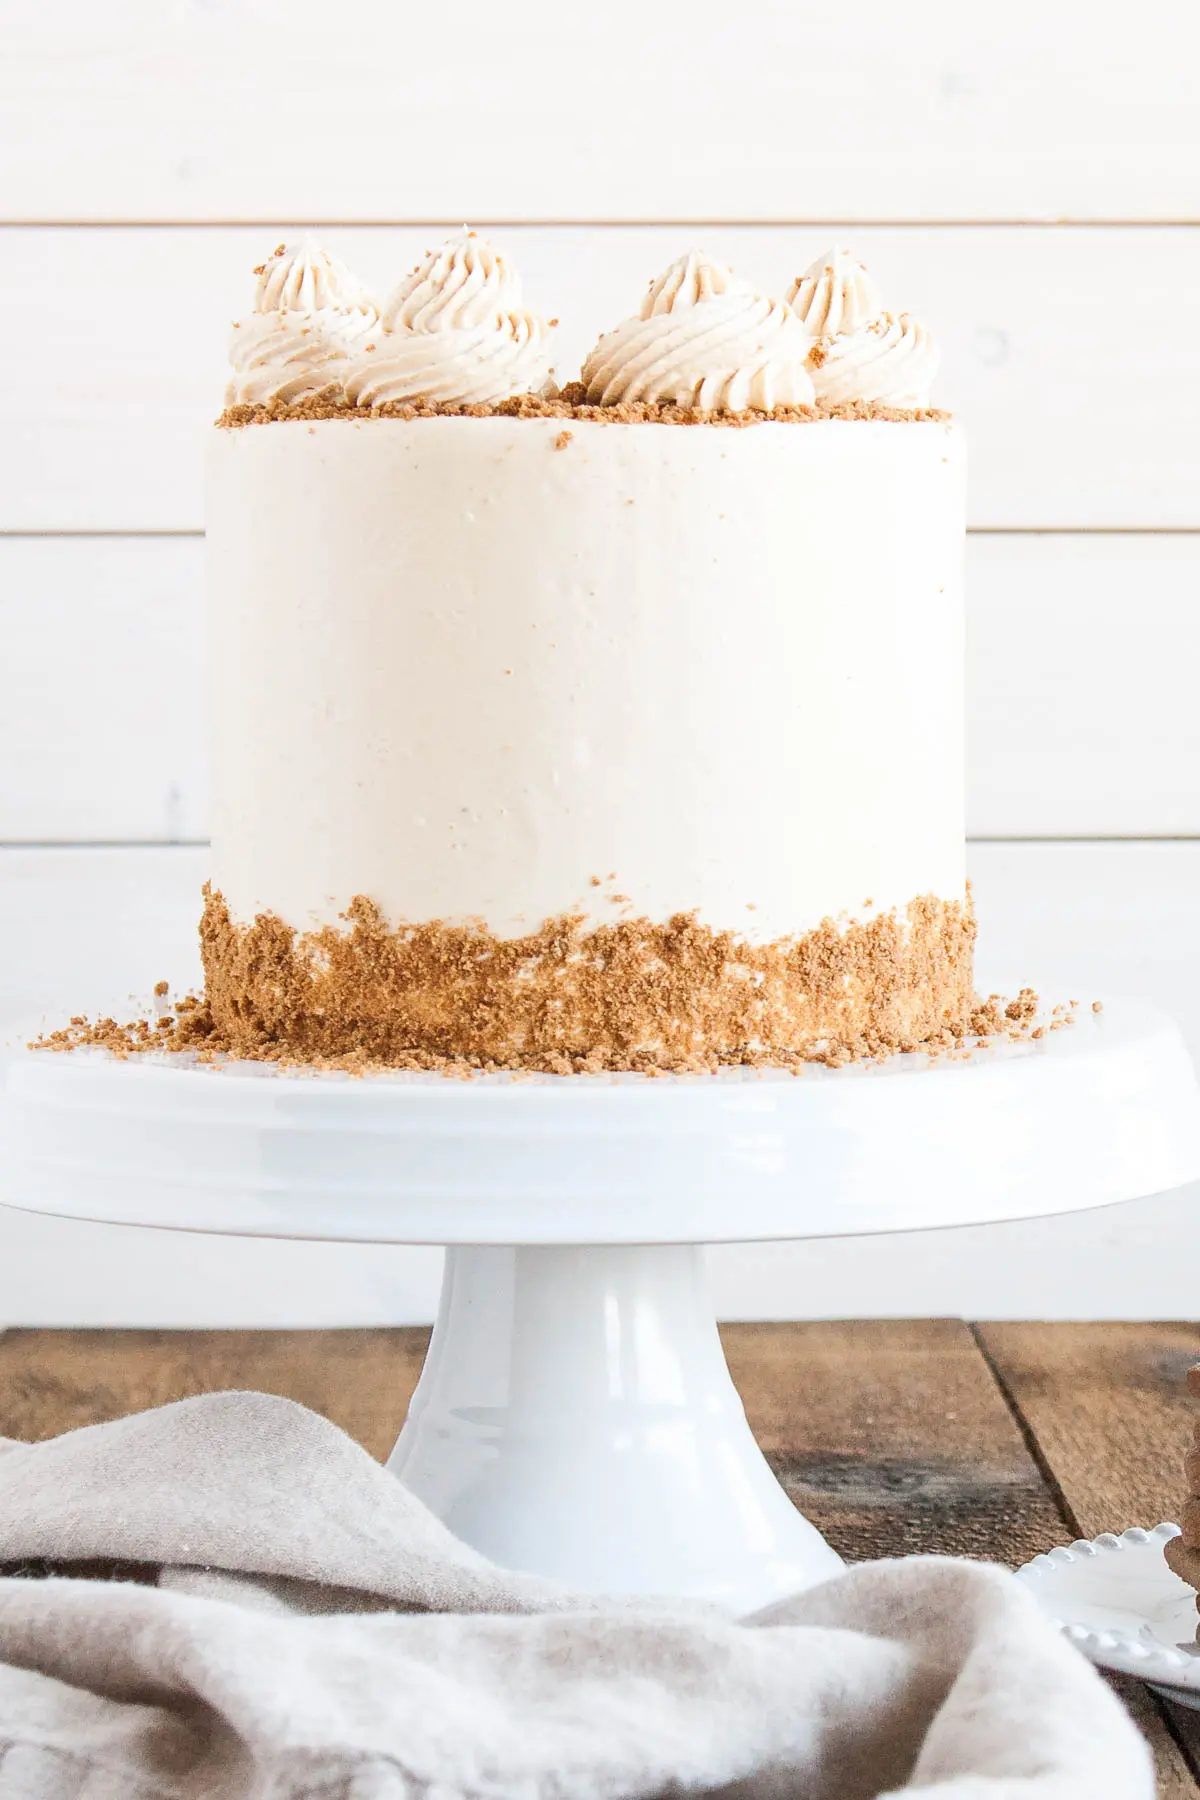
<box><xmin>1016</xmin><ymin>1522</ymin><xmax>1200</xmax><ymax>1691</ymax></box>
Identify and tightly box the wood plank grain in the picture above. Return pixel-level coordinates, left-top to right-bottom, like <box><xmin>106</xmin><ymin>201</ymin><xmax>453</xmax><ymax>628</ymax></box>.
<box><xmin>4</xmin><ymin>2</ymin><xmax>1198</xmax><ymax>222</ymax></box>
<box><xmin>0</xmin><ymin>1326</ymin><xmax>429</xmax><ymax>1462</ymax></box>
<box><xmin>8</xmin><ymin>532</ymin><xmax>1200</xmax><ymax>844</ymax></box>
<box><xmin>0</xmin><ymin>1321</ymin><xmax>1064</xmax><ymax>1563</ymax></box>
<box><xmin>1</xmin><ymin>1322</ymin><xmax>1188</xmax><ymax>1792</ymax></box>
<box><xmin>977</xmin><ymin>1323</ymin><xmax>1200</xmax><ymax>1794</ymax></box>
<box><xmin>975</xmin><ymin>1323</ymin><xmax>1200</xmax><ymax>1542</ymax></box>
<box><xmin>727</xmin><ymin>1307</ymin><xmax>1200</xmax><ymax>1800</ymax></box>
<box><xmin>1108</xmin><ymin>1674</ymin><xmax>1200</xmax><ymax>1800</ymax></box>
<box><xmin>724</xmin><ymin>1318</ymin><xmax>1065</xmax><ymax>1566</ymax></box>
<box><xmin>3</xmin><ymin>225</ymin><xmax>1199</xmax><ymax>531</ymax></box>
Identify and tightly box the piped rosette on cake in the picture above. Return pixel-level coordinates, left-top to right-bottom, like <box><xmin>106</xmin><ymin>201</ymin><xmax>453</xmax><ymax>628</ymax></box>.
<box><xmin>786</xmin><ymin>246</ymin><xmax>940</xmax><ymax>409</ymax></box>
<box><xmin>579</xmin><ymin>250</ymin><xmax>816</xmax><ymax>411</ymax></box>
<box><xmin>344</xmin><ymin>231</ymin><xmax>554</xmax><ymax>407</ymax></box>
<box><xmin>225</xmin><ymin>240</ymin><xmax>380</xmax><ymax>406</ymax></box>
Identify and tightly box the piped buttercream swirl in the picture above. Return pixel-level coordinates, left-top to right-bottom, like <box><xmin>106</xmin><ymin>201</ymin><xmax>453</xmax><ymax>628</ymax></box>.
<box><xmin>581</xmin><ymin>251</ymin><xmax>816</xmax><ymax>411</ymax></box>
<box><xmin>344</xmin><ymin>231</ymin><xmax>553</xmax><ymax>407</ymax></box>
<box><xmin>786</xmin><ymin>244</ymin><xmax>941</xmax><ymax>408</ymax></box>
<box><xmin>808</xmin><ymin>312</ymin><xmax>939</xmax><ymax>408</ymax></box>
<box><xmin>226</xmin><ymin>240</ymin><xmax>378</xmax><ymax>407</ymax></box>
<box><xmin>787</xmin><ymin>246</ymin><xmax>883</xmax><ymax>339</ymax></box>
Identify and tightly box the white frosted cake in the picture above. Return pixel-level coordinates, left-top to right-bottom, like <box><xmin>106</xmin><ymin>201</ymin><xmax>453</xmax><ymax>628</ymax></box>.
<box><xmin>197</xmin><ymin>231</ymin><xmax>972</xmax><ymax>1072</ymax></box>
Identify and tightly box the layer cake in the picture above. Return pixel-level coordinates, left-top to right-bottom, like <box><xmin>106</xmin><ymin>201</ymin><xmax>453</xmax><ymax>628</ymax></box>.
<box><xmin>202</xmin><ymin>233</ymin><xmax>971</xmax><ymax>1072</ymax></box>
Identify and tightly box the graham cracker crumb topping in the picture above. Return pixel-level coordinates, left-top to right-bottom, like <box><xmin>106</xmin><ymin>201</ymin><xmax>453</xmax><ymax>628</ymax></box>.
<box><xmin>217</xmin><ymin>388</ymin><xmax>949</xmax><ymax>431</ymax></box>
<box><xmin>29</xmin><ymin>884</ymin><xmax>1050</xmax><ymax>1079</ymax></box>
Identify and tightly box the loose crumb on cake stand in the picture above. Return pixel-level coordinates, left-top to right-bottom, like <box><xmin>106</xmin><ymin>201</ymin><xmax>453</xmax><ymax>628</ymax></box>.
<box><xmin>31</xmin><ymin>887</ymin><xmax>1075</xmax><ymax>1079</ymax></box>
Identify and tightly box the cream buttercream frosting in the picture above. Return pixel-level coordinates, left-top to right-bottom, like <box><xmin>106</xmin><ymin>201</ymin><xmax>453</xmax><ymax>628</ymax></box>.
<box><xmin>207</xmin><ymin>414</ymin><xmax>965</xmax><ymax>943</ymax></box>
<box><xmin>580</xmin><ymin>251</ymin><xmax>815</xmax><ymax>410</ymax></box>
<box><xmin>808</xmin><ymin>311</ymin><xmax>939</xmax><ymax>409</ymax></box>
<box><xmin>344</xmin><ymin>231</ymin><xmax>553</xmax><ymax>406</ymax></box>
<box><xmin>226</xmin><ymin>240</ymin><xmax>378</xmax><ymax>407</ymax></box>
<box><xmin>787</xmin><ymin>246</ymin><xmax>883</xmax><ymax>338</ymax></box>
<box><xmin>223</xmin><ymin>234</ymin><xmax>943</xmax><ymax>415</ymax></box>
<box><xmin>787</xmin><ymin>244</ymin><xmax>940</xmax><ymax>408</ymax></box>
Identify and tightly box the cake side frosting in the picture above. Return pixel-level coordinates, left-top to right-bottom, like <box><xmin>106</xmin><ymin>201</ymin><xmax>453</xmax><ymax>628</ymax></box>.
<box><xmin>207</xmin><ymin>413</ymin><xmax>966</xmax><ymax>943</ymax></box>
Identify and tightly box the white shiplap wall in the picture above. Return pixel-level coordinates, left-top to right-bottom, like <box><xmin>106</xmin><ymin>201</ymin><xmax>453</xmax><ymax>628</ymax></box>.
<box><xmin>3</xmin><ymin>0</ymin><xmax>1200</xmax><ymax>1324</ymax></box>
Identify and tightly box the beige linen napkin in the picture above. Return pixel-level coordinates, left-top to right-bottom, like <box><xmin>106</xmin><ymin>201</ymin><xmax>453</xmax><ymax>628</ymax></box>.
<box><xmin>0</xmin><ymin>1390</ymin><xmax>1151</xmax><ymax>1799</ymax></box>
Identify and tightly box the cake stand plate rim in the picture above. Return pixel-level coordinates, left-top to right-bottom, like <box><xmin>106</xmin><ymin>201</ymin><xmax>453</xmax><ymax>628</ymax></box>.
<box><xmin>1</xmin><ymin>996</ymin><xmax>1197</xmax><ymax>1245</ymax></box>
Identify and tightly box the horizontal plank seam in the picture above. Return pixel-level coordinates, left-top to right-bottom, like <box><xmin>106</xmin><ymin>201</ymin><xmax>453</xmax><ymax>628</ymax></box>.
<box><xmin>970</xmin><ymin>836</ymin><xmax>1200</xmax><ymax>845</ymax></box>
<box><xmin>3</xmin><ymin>837</ymin><xmax>1199</xmax><ymax>853</ymax></box>
<box><xmin>8</xmin><ymin>527</ymin><xmax>1200</xmax><ymax>542</ymax></box>
<box><xmin>0</xmin><ymin>842</ymin><xmax>210</xmax><ymax>851</ymax></box>
<box><xmin>0</xmin><ymin>531</ymin><xmax>206</xmax><ymax>541</ymax></box>
<box><xmin>6</xmin><ymin>220</ymin><xmax>1200</xmax><ymax>232</ymax></box>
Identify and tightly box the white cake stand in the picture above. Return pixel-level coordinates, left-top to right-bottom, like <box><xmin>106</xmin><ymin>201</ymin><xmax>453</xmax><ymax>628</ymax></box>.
<box><xmin>2</xmin><ymin>998</ymin><xmax>1198</xmax><ymax>1613</ymax></box>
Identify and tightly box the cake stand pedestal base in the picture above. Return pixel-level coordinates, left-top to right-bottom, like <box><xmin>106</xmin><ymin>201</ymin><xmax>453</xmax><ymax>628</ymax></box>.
<box><xmin>390</xmin><ymin>1244</ymin><xmax>840</xmax><ymax>1608</ymax></box>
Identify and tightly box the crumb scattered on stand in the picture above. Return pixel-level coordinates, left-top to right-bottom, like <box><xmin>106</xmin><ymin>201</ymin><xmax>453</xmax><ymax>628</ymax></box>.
<box><xmin>32</xmin><ymin>889</ymin><xmax>1057</xmax><ymax>1079</ymax></box>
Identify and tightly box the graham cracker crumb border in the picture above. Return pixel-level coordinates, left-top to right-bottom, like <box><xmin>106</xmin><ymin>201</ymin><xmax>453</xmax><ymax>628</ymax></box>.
<box><xmin>29</xmin><ymin>987</ymin><xmax>1076</xmax><ymax>1080</ymax></box>
<box><xmin>29</xmin><ymin>888</ymin><xmax>1073</xmax><ymax>1081</ymax></box>
<box><xmin>217</xmin><ymin>387</ymin><xmax>951</xmax><ymax>431</ymax></box>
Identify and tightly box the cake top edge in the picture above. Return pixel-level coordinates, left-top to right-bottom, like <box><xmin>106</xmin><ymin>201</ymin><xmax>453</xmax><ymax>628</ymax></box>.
<box><xmin>217</xmin><ymin>393</ymin><xmax>952</xmax><ymax>430</ymax></box>
<box><xmin>224</xmin><ymin>229</ymin><xmax>943</xmax><ymax>418</ymax></box>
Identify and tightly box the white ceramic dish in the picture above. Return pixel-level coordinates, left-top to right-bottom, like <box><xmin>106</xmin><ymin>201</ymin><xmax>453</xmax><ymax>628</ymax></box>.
<box><xmin>1018</xmin><ymin>1524</ymin><xmax>1200</xmax><ymax>1708</ymax></box>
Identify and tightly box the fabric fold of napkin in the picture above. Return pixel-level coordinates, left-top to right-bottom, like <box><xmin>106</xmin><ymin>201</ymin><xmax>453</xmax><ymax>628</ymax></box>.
<box><xmin>0</xmin><ymin>1390</ymin><xmax>1151</xmax><ymax>1799</ymax></box>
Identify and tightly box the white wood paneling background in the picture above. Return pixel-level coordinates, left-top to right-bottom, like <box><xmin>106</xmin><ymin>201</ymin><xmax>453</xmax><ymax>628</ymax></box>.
<box><xmin>2</xmin><ymin>0</ymin><xmax>1199</xmax><ymax>1323</ymax></box>
<box><xmin>6</xmin><ymin>225</ymin><xmax>1200</xmax><ymax>530</ymax></box>
<box><xmin>4</xmin><ymin>1</ymin><xmax>1199</xmax><ymax>222</ymax></box>
<box><xmin>7</xmin><ymin>532</ymin><xmax>1200</xmax><ymax>844</ymax></box>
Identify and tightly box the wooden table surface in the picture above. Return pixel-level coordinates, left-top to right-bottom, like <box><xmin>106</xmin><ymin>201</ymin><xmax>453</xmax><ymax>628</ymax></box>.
<box><xmin>2</xmin><ymin>1319</ymin><xmax>1198</xmax><ymax>1794</ymax></box>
